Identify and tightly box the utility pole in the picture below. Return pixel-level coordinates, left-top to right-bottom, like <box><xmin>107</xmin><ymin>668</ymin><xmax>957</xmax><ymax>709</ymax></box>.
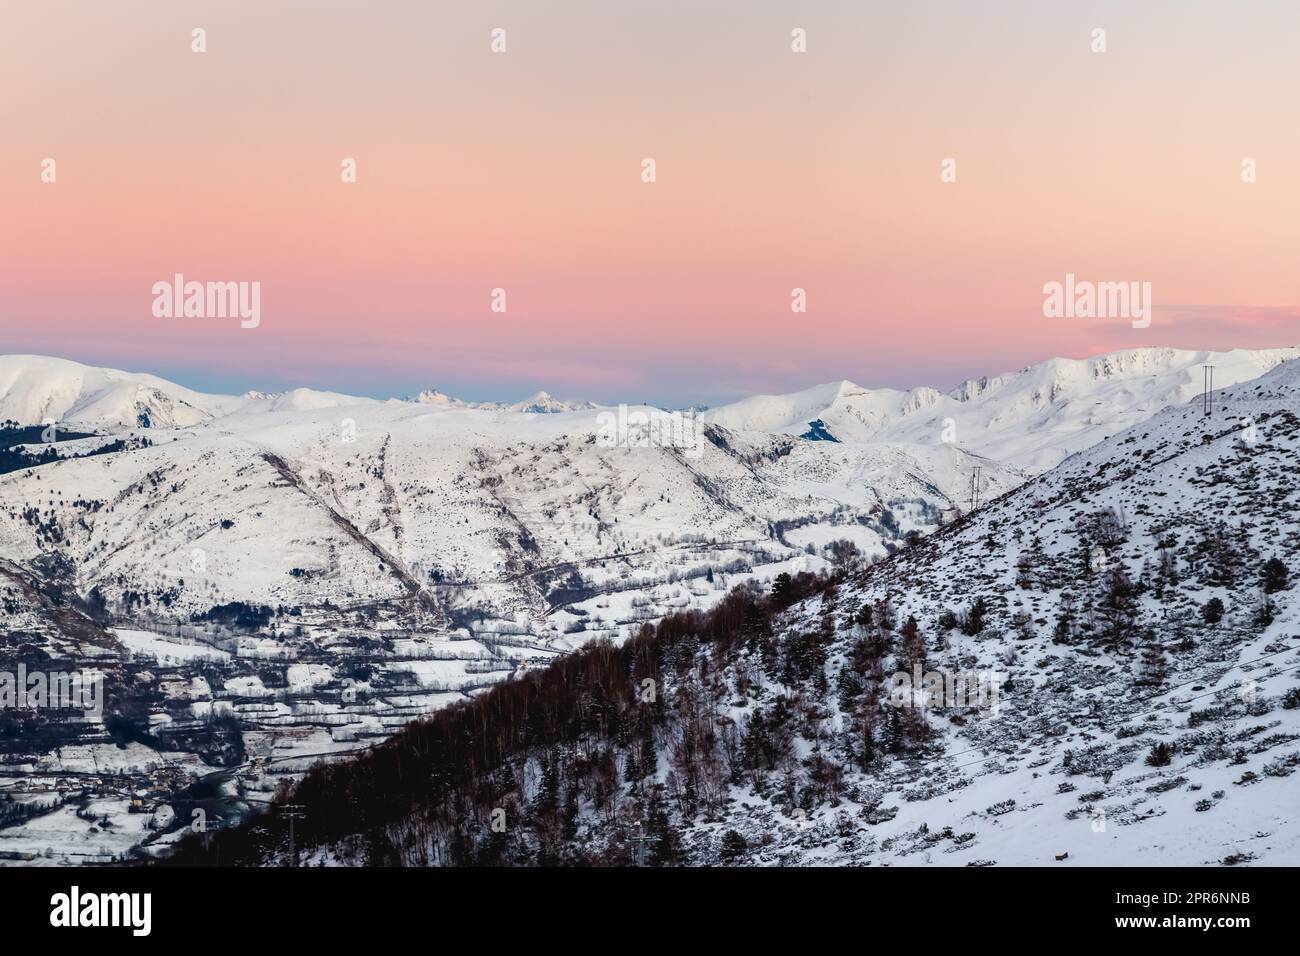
<box><xmin>624</xmin><ymin>821</ymin><xmax>654</xmax><ymax>867</ymax></box>
<box><xmin>1203</xmin><ymin>365</ymin><xmax>1215</xmax><ymax>416</ymax></box>
<box><xmin>281</xmin><ymin>803</ymin><xmax>305</xmax><ymax>867</ymax></box>
<box><xmin>969</xmin><ymin>467</ymin><xmax>982</xmax><ymax>513</ymax></box>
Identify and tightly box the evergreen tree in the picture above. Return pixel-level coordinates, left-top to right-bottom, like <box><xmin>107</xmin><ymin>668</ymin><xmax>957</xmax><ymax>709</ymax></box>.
<box><xmin>1263</xmin><ymin>556</ymin><xmax>1289</xmax><ymax>594</ymax></box>
<box><xmin>780</xmin><ymin>631</ymin><xmax>827</xmax><ymax>685</ymax></box>
<box><xmin>624</xmin><ymin>749</ymin><xmax>641</xmax><ymax>789</ymax></box>
<box><xmin>647</xmin><ymin>789</ymin><xmax>678</xmax><ymax>865</ymax></box>
<box><xmin>853</xmin><ymin>703</ymin><xmax>877</xmax><ymax>770</ymax></box>
<box><xmin>533</xmin><ymin>754</ymin><xmax>560</xmax><ymax>819</ymax></box>
<box><xmin>640</xmin><ymin>734</ymin><xmax>659</xmax><ymax>782</ymax></box>
<box><xmin>770</xmin><ymin>572</ymin><xmax>795</xmax><ymax>607</ymax></box>
<box><xmin>562</xmin><ymin>786</ymin><xmax>580</xmax><ymax>842</ymax></box>
<box><xmin>742</xmin><ymin>603</ymin><xmax>771</xmax><ymax>654</ymax></box>
<box><xmin>812</xmin><ymin>665</ymin><xmax>830</xmax><ymax>700</ymax></box>
<box><xmin>836</xmin><ymin>666</ymin><xmax>863</xmax><ymax>711</ymax></box>
<box><xmin>881</xmin><ymin>706</ymin><xmax>904</xmax><ymax>755</ymax></box>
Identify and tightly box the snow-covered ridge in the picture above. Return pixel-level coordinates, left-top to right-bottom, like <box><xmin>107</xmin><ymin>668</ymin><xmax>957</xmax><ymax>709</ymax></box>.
<box><xmin>704</xmin><ymin>346</ymin><xmax>1300</xmax><ymax>473</ymax></box>
<box><xmin>411</xmin><ymin>388</ymin><xmax>599</xmax><ymax>414</ymax></box>
<box><xmin>5</xmin><ymin>347</ymin><xmax>1297</xmax><ymax>476</ymax></box>
<box><xmin>1</xmin><ymin>346</ymin><xmax>1296</xmax><ymax>634</ymax></box>
<box><xmin>0</xmin><ymin>355</ymin><xmax>243</xmax><ymax>429</ymax></box>
<box><xmin>0</xmin><ymin>355</ymin><xmax>597</xmax><ymax>430</ymax></box>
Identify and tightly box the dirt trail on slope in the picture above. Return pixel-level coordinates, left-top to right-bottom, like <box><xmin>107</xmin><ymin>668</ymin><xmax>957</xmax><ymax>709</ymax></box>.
<box><xmin>258</xmin><ymin>452</ymin><xmax>443</xmax><ymax>621</ymax></box>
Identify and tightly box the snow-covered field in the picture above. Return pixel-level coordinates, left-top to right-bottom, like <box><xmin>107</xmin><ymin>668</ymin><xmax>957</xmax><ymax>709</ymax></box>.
<box><xmin>114</xmin><ymin>628</ymin><xmax>232</xmax><ymax>664</ymax></box>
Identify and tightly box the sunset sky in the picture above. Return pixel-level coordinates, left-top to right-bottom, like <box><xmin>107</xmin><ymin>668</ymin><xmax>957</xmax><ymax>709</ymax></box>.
<box><xmin>2</xmin><ymin>1</ymin><xmax>1298</xmax><ymax>405</ymax></box>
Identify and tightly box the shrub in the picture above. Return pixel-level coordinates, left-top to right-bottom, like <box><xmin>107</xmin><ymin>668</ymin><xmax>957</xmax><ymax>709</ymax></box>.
<box><xmin>1202</xmin><ymin>598</ymin><xmax>1224</xmax><ymax>625</ymax></box>
<box><xmin>1146</xmin><ymin>742</ymin><xmax>1174</xmax><ymax>767</ymax></box>
<box><xmin>719</xmin><ymin>829</ymin><xmax>748</xmax><ymax>860</ymax></box>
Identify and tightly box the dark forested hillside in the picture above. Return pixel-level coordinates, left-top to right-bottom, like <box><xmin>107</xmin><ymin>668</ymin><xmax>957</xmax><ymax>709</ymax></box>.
<box><xmin>164</xmin><ymin>570</ymin><xmax>844</xmax><ymax>866</ymax></box>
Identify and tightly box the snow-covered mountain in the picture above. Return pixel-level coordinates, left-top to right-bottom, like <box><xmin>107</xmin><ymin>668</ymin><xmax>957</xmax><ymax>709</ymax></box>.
<box><xmin>179</xmin><ymin>354</ymin><xmax>1300</xmax><ymax>867</ymax></box>
<box><xmin>411</xmin><ymin>388</ymin><xmax>468</xmax><ymax>409</ymax></box>
<box><xmin>0</xmin><ymin>356</ymin><xmax>598</xmax><ymax>432</ymax></box>
<box><xmin>4</xmin><ymin>347</ymin><xmax>1298</xmax><ymax>865</ymax></box>
<box><xmin>0</xmin><ymin>355</ymin><xmax>376</xmax><ymax>430</ymax></box>
<box><xmin>0</xmin><ymin>353</ymin><xmax>1009</xmax><ymax>864</ymax></box>
<box><xmin>0</xmin><ymin>355</ymin><xmax>241</xmax><ymax>429</ymax></box>
<box><xmin>705</xmin><ymin>347</ymin><xmax>1300</xmax><ymax>474</ymax></box>
<box><xmin>410</xmin><ymin>387</ymin><xmax>597</xmax><ymax>413</ymax></box>
<box><xmin>11</xmin><ymin>348</ymin><xmax>1297</xmax><ymax>479</ymax></box>
<box><xmin>504</xmin><ymin>390</ymin><xmax>599</xmax><ymax>414</ymax></box>
<box><xmin>2</xmin><ymin>346</ymin><xmax>1295</xmax><ymax>644</ymax></box>
<box><xmin>0</xmin><ymin>394</ymin><xmax>999</xmax><ymax>647</ymax></box>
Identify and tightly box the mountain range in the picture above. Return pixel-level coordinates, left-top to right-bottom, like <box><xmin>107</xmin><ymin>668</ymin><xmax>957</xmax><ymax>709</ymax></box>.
<box><xmin>165</xmin><ymin>354</ymin><xmax>1300</xmax><ymax>867</ymax></box>
<box><xmin>2</xmin><ymin>345</ymin><xmax>1298</xmax><ymax>865</ymax></box>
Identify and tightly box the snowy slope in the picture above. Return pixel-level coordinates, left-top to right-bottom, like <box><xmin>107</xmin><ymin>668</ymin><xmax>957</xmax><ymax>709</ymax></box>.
<box><xmin>0</xmin><ymin>355</ymin><xmax>243</xmax><ymax>428</ymax></box>
<box><xmin>0</xmin><ymin>355</ymin><xmax>381</xmax><ymax>429</ymax></box>
<box><xmin>677</xmin><ymin>357</ymin><xmax>1300</xmax><ymax>865</ymax></box>
<box><xmin>0</xmin><ymin>393</ymin><xmax>1011</xmax><ymax>649</ymax></box>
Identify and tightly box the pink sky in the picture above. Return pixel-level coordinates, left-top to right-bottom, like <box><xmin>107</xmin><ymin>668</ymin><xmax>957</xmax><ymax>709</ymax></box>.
<box><xmin>2</xmin><ymin>1</ymin><xmax>1298</xmax><ymax>404</ymax></box>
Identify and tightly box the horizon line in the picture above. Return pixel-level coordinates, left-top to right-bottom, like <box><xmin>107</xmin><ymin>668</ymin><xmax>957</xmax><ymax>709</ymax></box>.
<box><xmin>5</xmin><ymin>341</ymin><xmax>1299</xmax><ymax>409</ymax></box>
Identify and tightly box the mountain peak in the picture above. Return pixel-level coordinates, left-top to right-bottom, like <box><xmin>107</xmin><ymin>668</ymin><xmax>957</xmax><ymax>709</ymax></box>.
<box><xmin>412</xmin><ymin>388</ymin><xmax>467</xmax><ymax>408</ymax></box>
<box><xmin>507</xmin><ymin>391</ymin><xmax>597</xmax><ymax>414</ymax></box>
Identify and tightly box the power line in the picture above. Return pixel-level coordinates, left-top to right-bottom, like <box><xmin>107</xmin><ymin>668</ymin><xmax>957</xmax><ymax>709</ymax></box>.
<box><xmin>279</xmin><ymin>803</ymin><xmax>306</xmax><ymax>867</ymax></box>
